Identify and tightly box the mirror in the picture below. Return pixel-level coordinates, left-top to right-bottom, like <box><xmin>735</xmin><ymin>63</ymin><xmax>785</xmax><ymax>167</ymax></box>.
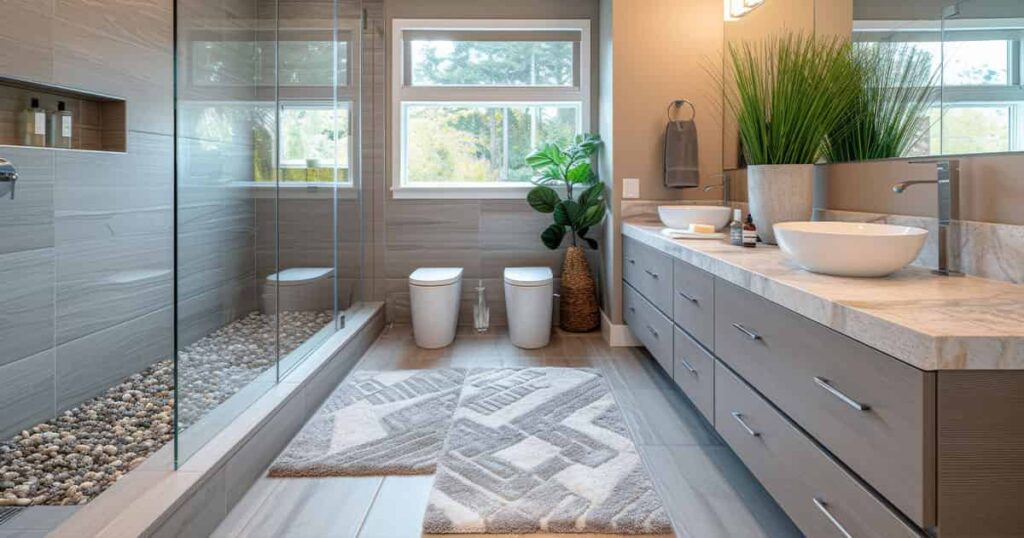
<box><xmin>722</xmin><ymin>0</ymin><xmax>1024</xmax><ymax>168</ymax></box>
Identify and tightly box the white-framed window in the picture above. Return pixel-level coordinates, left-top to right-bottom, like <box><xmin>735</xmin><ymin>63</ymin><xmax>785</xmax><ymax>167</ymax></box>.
<box><xmin>854</xmin><ymin>18</ymin><xmax>1024</xmax><ymax>157</ymax></box>
<box><xmin>392</xmin><ymin>19</ymin><xmax>591</xmax><ymax>199</ymax></box>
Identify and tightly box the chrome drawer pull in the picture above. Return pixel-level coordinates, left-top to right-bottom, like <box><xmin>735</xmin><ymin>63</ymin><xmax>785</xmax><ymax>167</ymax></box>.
<box><xmin>813</xmin><ymin>377</ymin><xmax>871</xmax><ymax>412</ymax></box>
<box><xmin>730</xmin><ymin>412</ymin><xmax>760</xmax><ymax>437</ymax></box>
<box><xmin>644</xmin><ymin>269</ymin><xmax>660</xmax><ymax>279</ymax></box>
<box><xmin>678</xmin><ymin>357</ymin><xmax>697</xmax><ymax>375</ymax></box>
<box><xmin>646</xmin><ymin>325</ymin><xmax>659</xmax><ymax>339</ymax></box>
<box><xmin>813</xmin><ymin>498</ymin><xmax>854</xmax><ymax>538</ymax></box>
<box><xmin>732</xmin><ymin>323</ymin><xmax>761</xmax><ymax>341</ymax></box>
<box><xmin>677</xmin><ymin>290</ymin><xmax>699</xmax><ymax>304</ymax></box>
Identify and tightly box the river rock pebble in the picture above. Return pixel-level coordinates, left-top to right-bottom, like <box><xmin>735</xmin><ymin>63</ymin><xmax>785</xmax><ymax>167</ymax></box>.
<box><xmin>0</xmin><ymin>311</ymin><xmax>331</xmax><ymax>506</ymax></box>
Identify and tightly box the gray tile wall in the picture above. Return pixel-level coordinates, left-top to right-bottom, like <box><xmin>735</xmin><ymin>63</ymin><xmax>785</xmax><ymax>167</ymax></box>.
<box><xmin>0</xmin><ymin>0</ymin><xmax>175</xmax><ymax>438</ymax></box>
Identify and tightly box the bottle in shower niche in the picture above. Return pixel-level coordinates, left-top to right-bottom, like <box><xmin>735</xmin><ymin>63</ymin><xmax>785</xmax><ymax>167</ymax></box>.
<box><xmin>729</xmin><ymin>208</ymin><xmax>744</xmax><ymax>246</ymax></box>
<box><xmin>742</xmin><ymin>214</ymin><xmax>758</xmax><ymax>248</ymax></box>
<box><xmin>18</xmin><ymin>98</ymin><xmax>47</xmax><ymax>147</ymax></box>
<box><xmin>47</xmin><ymin>101</ymin><xmax>73</xmax><ymax>149</ymax></box>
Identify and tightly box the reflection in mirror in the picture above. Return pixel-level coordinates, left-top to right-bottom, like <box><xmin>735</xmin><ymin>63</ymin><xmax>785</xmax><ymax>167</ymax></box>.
<box><xmin>853</xmin><ymin>0</ymin><xmax>1024</xmax><ymax>158</ymax></box>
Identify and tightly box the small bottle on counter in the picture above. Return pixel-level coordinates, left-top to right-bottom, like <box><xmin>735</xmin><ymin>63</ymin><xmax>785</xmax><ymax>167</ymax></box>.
<box><xmin>729</xmin><ymin>208</ymin><xmax>744</xmax><ymax>246</ymax></box>
<box><xmin>742</xmin><ymin>214</ymin><xmax>757</xmax><ymax>248</ymax></box>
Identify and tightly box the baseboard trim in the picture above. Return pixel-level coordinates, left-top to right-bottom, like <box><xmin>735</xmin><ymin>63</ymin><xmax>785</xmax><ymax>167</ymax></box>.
<box><xmin>601</xmin><ymin>310</ymin><xmax>640</xmax><ymax>347</ymax></box>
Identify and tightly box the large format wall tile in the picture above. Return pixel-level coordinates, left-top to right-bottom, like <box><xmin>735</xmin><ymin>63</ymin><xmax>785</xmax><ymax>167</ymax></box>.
<box><xmin>0</xmin><ymin>248</ymin><xmax>56</xmax><ymax>368</ymax></box>
<box><xmin>54</xmin><ymin>132</ymin><xmax>174</xmax><ymax>344</ymax></box>
<box><xmin>0</xmin><ymin>147</ymin><xmax>55</xmax><ymax>255</ymax></box>
<box><xmin>0</xmin><ymin>349</ymin><xmax>56</xmax><ymax>440</ymax></box>
<box><xmin>55</xmin><ymin>306</ymin><xmax>173</xmax><ymax>411</ymax></box>
<box><xmin>177</xmin><ymin>279</ymin><xmax>256</xmax><ymax>348</ymax></box>
<box><xmin>0</xmin><ymin>0</ymin><xmax>55</xmax><ymax>83</ymax></box>
<box><xmin>52</xmin><ymin>0</ymin><xmax>173</xmax><ymax>135</ymax></box>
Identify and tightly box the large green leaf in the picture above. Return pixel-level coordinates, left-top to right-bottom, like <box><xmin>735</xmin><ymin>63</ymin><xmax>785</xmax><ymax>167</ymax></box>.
<box><xmin>553</xmin><ymin>200</ymin><xmax>582</xmax><ymax>227</ymax></box>
<box><xmin>579</xmin><ymin>202</ymin><xmax>606</xmax><ymax>228</ymax></box>
<box><xmin>582</xmin><ymin>236</ymin><xmax>599</xmax><ymax>250</ymax></box>
<box><xmin>540</xmin><ymin>224</ymin><xmax>566</xmax><ymax>250</ymax></box>
<box><xmin>577</xmin><ymin>182</ymin><xmax>605</xmax><ymax>207</ymax></box>
<box><xmin>526</xmin><ymin>143</ymin><xmax>567</xmax><ymax>171</ymax></box>
<box><xmin>527</xmin><ymin>186</ymin><xmax>560</xmax><ymax>213</ymax></box>
<box><xmin>565</xmin><ymin>162</ymin><xmax>596</xmax><ymax>184</ymax></box>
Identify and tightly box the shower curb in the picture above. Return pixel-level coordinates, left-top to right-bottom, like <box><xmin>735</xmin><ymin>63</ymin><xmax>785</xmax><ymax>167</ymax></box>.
<box><xmin>46</xmin><ymin>303</ymin><xmax>385</xmax><ymax>538</ymax></box>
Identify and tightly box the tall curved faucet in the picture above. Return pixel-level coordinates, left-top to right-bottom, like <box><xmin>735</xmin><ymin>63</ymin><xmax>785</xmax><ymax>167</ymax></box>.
<box><xmin>892</xmin><ymin>160</ymin><xmax>962</xmax><ymax>276</ymax></box>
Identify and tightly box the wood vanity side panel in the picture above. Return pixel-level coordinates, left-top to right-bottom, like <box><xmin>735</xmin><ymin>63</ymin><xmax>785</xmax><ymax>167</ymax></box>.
<box><xmin>937</xmin><ymin>371</ymin><xmax>1024</xmax><ymax>537</ymax></box>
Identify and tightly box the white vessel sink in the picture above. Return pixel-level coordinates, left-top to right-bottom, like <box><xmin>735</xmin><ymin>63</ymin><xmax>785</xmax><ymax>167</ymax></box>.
<box><xmin>658</xmin><ymin>205</ymin><xmax>732</xmax><ymax>230</ymax></box>
<box><xmin>774</xmin><ymin>221</ymin><xmax>928</xmax><ymax>277</ymax></box>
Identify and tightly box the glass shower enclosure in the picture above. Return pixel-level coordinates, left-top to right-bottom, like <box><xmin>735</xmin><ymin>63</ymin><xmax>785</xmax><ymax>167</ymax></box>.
<box><xmin>173</xmin><ymin>0</ymin><xmax>363</xmax><ymax>465</ymax></box>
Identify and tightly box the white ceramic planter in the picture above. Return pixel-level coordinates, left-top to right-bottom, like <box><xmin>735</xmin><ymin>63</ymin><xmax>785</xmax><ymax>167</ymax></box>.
<box><xmin>746</xmin><ymin>164</ymin><xmax>814</xmax><ymax>244</ymax></box>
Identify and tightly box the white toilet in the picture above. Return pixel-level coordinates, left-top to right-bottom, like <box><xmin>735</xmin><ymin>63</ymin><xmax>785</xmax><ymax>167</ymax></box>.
<box><xmin>504</xmin><ymin>267</ymin><xmax>554</xmax><ymax>349</ymax></box>
<box><xmin>260</xmin><ymin>267</ymin><xmax>334</xmax><ymax>314</ymax></box>
<box><xmin>409</xmin><ymin>267</ymin><xmax>463</xmax><ymax>349</ymax></box>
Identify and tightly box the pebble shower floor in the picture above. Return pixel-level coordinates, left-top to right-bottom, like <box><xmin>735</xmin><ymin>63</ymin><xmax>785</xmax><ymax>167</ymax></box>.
<box><xmin>0</xmin><ymin>311</ymin><xmax>332</xmax><ymax>506</ymax></box>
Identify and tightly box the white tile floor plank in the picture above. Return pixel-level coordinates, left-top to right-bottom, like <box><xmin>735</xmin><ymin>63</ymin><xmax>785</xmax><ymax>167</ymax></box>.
<box><xmin>214</xmin><ymin>325</ymin><xmax>798</xmax><ymax>538</ymax></box>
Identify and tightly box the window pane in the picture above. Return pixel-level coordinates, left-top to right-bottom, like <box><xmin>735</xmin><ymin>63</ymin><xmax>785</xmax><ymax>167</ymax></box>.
<box><xmin>404</xmin><ymin>104</ymin><xmax>579</xmax><ymax>183</ymax></box>
<box><xmin>278</xmin><ymin>41</ymin><xmax>348</xmax><ymax>86</ymax></box>
<box><xmin>277</xmin><ymin>105</ymin><xmax>351</xmax><ymax>182</ymax></box>
<box><xmin>942</xmin><ymin>40</ymin><xmax>1009</xmax><ymax>86</ymax></box>
<box><xmin>942</xmin><ymin>106</ymin><xmax>1010</xmax><ymax>155</ymax></box>
<box><xmin>409</xmin><ymin>41</ymin><xmax>574</xmax><ymax>86</ymax></box>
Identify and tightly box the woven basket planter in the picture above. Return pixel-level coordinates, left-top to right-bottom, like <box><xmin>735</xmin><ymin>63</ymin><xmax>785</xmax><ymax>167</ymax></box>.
<box><xmin>559</xmin><ymin>246</ymin><xmax>600</xmax><ymax>332</ymax></box>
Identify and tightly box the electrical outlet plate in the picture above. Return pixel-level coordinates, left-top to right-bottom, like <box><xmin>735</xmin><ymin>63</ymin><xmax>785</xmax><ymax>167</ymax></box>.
<box><xmin>623</xmin><ymin>178</ymin><xmax>640</xmax><ymax>199</ymax></box>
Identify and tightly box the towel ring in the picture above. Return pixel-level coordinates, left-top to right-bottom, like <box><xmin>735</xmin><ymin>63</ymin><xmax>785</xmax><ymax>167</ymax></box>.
<box><xmin>667</xmin><ymin>100</ymin><xmax>696</xmax><ymax>122</ymax></box>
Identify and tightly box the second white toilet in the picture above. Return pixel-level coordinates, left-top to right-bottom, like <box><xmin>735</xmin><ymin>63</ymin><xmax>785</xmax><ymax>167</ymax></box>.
<box><xmin>504</xmin><ymin>267</ymin><xmax>554</xmax><ymax>349</ymax></box>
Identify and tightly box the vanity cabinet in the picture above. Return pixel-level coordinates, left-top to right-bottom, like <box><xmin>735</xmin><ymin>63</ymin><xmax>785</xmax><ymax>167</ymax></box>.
<box><xmin>715</xmin><ymin>279</ymin><xmax>935</xmax><ymax>528</ymax></box>
<box><xmin>622</xmin><ymin>226</ymin><xmax>1024</xmax><ymax>537</ymax></box>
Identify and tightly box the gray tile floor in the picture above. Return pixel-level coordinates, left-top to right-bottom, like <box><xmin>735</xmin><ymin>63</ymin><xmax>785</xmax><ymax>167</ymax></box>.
<box><xmin>211</xmin><ymin>325</ymin><xmax>801</xmax><ymax>538</ymax></box>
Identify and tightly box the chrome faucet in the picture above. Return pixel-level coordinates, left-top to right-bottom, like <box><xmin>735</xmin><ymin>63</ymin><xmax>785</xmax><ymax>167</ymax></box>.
<box><xmin>892</xmin><ymin>159</ymin><xmax>962</xmax><ymax>276</ymax></box>
<box><xmin>703</xmin><ymin>173</ymin><xmax>730</xmax><ymax>206</ymax></box>
<box><xmin>0</xmin><ymin>158</ymin><xmax>17</xmax><ymax>200</ymax></box>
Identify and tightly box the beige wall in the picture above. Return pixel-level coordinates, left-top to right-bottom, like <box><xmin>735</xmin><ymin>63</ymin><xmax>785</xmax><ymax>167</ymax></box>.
<box><xmin>600</xmin><ymin>0</ymin><xmax>724</xmax><ymax>326</ymax></box>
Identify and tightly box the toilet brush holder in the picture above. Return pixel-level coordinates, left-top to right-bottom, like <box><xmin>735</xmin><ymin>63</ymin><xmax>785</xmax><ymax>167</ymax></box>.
<box><xmin>473</xmin><ymin>280</ymin><xmax>489</xmax><ymax>333</ymax></box>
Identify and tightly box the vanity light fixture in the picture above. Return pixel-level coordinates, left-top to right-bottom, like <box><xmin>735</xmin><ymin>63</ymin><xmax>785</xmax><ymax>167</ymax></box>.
<box><xmin>726</xmin><ymin>0</ymin><xmax>765</xmax><ymax>19</ymax></box>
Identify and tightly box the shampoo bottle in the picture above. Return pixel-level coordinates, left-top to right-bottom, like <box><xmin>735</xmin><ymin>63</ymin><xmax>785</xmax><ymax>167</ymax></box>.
<box><xmin>19</xmin><ymin>98</ymin><xmax>46</xmax><ymax>147</ymax></box>
<box><xmin>47</xmin><ymin>101</ymin><xmax>73</xmax><ymax>149</ymax></box>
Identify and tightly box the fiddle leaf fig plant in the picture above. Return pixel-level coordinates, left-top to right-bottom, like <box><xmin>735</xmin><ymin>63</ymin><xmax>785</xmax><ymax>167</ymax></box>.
<box><xmin>525</xmin><ymin>134</ymin><xmax>606</xmax><ymax>250</ymax></box>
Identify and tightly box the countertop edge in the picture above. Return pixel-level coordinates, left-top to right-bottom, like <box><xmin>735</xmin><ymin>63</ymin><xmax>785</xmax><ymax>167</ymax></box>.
<box><xmin>622</xmin><ymin>222</ymin><xmax>1024</xmax><ymax>371</ymax></box>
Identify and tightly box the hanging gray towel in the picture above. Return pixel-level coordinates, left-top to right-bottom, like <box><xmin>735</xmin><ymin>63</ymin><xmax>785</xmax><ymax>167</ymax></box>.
<box><xmin>664</xmin><ymin>119</ymin><xmax>700</xmax><ymax>188</ymax></box>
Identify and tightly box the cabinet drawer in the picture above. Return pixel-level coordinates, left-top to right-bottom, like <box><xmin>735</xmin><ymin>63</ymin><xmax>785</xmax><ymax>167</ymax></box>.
<box><xmin>714</xmin><ymin>279</ymin><xmax>935</xmax><ymax>527</ymax></box>
<box><xmin>715</xmin><ymin>362</ymin><xmax>923</xmax><ymax>538</ymax></box>
<box><xmin>623</xmin><ymin>237</ymin><xmax>673</xmax><ymax>315</ymax></box>
<box><xmin>673</xmin><ymin>259</ymin><xmax>715</xmax><ymax>350</ymax></box>
<box><xmin>673</xmin><ymin>327</ymin><xmax>714</xmax><ymax>424</ymax></box>
<box><xmin>623</xmin><ymin>282</ymin><xmax>673</xmax><ymax>375</ymax></box>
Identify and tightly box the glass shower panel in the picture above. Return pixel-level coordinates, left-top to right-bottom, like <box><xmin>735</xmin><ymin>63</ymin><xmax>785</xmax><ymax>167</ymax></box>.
<box><xmin>174</xmin><ymin>0</ymin><xmax>344</xmax><ymax>465</ymax></box>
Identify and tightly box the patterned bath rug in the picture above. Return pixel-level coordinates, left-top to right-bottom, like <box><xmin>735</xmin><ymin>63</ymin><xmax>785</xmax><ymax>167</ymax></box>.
<box><xmin>269</xmin><ymin>368</ymin><xmax>466</xmax><ymax>477</ymax></box>
<box><xmin>423</xmin><ymin>368</ymin><xmax>674</xmax><ymax>535</ymax></box>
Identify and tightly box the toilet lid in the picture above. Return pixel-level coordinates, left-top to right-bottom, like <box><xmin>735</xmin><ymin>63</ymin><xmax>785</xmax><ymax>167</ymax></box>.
<box><xmin>504</xmin><ymin>267</ymin><xmax>553</xmax><ymax>287</ymax></box>
<box><xmin>410</xmin><ymin>267</ymin><xmax>463</xmax><ymax>287</ymax></box>
<box><xmin>267</xmin><ymin>267</ymin><xmax>334</xmax><ymax>286</ymax></box>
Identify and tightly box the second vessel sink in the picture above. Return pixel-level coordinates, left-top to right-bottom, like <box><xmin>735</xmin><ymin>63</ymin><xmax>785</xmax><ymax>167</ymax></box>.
<box><xmin>774</xmin><ymin>221</ymin><xmax>928</xmax><ymax>277</ymax></box>
<box><xmin>658</xmin><ymin>205</ymin><xmax>732</xmax><ymax>230</ymax></box>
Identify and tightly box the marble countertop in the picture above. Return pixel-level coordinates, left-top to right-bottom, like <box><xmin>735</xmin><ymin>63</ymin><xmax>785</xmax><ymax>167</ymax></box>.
<box><xmin>623</xmin><ymin>221</ymin><xmax>1024</xmax><ymax>370</ymax></box>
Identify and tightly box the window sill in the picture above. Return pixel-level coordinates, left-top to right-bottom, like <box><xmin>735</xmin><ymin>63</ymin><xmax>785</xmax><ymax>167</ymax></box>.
<box><xmin>227</xmin><ymin>181</ymin><xmax>358</xmax><ymax>200</ymax></box>
<box><xmin>392</xmin><ymin>183</ymin><xmax>546</xmax><ymax>200</ymax></box>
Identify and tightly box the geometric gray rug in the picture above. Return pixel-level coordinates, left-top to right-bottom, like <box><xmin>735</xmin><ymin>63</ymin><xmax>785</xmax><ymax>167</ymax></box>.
<box><xmin>268</xmin><ymin>369</ymin><xmax>466</xmax><ymax>477</ymax></box>
<box><xmin>423</xmin><ymin>368</ymin><xmax>673</xmax><ymax>535</ymax></box>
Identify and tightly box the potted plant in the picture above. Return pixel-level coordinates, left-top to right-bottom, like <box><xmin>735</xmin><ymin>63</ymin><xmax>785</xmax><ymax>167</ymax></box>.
<box><xmin>723</xmin><ymin>32</ymin><xmax>861</xmax><ymax>243</ymax></box>
<box><xmin>525</xmin><ymin>133</ymin><xmax>606</xmax><ymax>332</ymax></box>
<box><xmin>824</xmin><ymin>42</ymin><xmax>938</xmax><ymax>163</ymax></box>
